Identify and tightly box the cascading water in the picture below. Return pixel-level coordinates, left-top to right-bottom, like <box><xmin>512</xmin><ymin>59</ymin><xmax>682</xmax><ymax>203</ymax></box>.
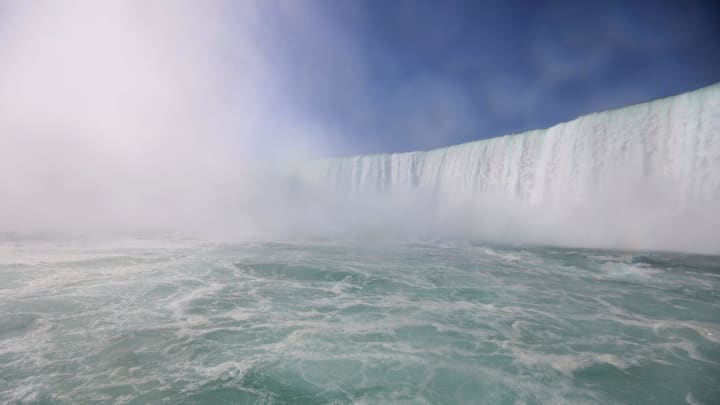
<box><xmin>296</xmin><ymin>83</ymin><xmax>720</xmax><ymax>253</ymax></box>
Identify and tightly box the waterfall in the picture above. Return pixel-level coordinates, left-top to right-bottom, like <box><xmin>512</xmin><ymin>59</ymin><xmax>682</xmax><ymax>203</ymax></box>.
<box><xmin>293</xmin><ymin>83</ymin><xmax>720</xmax><ymax>253</ymax></box>
<box><xmin>305</xmin><ymin>83</ymin><xmax>719</xmax><ymax>205</ymax></box>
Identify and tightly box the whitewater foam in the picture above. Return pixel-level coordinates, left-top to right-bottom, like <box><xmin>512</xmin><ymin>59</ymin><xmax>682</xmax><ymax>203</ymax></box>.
<box><xmin>1</xmin><ymin>237</ymin><xmax>719</xmax><ymax>403</ymax></box>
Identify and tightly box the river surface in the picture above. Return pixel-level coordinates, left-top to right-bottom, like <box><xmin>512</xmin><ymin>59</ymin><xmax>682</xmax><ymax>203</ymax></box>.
<box><xmin>1</xmin><ymin>236</ymin><xmax>718</xmax><ymax>404</ymax></box>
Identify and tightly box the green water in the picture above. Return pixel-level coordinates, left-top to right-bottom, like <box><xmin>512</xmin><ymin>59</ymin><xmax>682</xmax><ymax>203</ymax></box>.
<box><xmin>0</xmin><ymin>237</ymin><xmax>718</xmax><ymax>404</ymax></box>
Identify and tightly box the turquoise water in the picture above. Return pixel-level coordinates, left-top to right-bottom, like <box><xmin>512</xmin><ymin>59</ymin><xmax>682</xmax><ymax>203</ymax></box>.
<box><xmin>1</xmin><ymin>236</ymin><xmax>718</xmax><ymax>404</ymax></box>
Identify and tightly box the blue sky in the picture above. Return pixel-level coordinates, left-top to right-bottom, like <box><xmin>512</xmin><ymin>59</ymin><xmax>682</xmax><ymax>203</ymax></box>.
<box><xmin>0</xmin><ymin>0</ymin><xmax>718</xmax><ymax>159</ymax></box>
<box><xmin>253</xmin><ymin>0</ymin><xmax>720</xmax><ymax>155</ymax></box>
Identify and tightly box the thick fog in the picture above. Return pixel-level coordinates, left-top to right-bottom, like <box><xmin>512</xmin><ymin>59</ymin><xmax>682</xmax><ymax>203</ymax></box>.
<box><xmin>0</xmin><ymin>0</ymin><xmax>331</xmax><ymax>235</ymax></box>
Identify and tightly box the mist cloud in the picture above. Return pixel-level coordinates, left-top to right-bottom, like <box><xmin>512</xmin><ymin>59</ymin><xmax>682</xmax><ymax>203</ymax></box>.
<box><xmin>0</xmin><ymin>0</ymin><xmax>332</xmax><ymax>234</ymax></box>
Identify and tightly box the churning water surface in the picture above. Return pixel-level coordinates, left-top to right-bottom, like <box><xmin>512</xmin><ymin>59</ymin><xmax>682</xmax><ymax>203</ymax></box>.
<box><xmin>0</xmin><ymin>236</ymin><xmax>718</xmax><ymax>404</ymax></box>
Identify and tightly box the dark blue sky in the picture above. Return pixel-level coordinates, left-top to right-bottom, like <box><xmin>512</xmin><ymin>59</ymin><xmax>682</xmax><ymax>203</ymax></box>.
<box><xmin>256</xmin><ymin>0</ymin><xmax>720</xmax><ymax>155</ymax></box>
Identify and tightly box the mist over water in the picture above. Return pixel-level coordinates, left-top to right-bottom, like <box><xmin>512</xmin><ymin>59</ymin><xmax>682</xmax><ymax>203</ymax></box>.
<box><xmin>0</xmin><ymin>0</ymin><xmax>330</xmax><ymax>235</ymax></box>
